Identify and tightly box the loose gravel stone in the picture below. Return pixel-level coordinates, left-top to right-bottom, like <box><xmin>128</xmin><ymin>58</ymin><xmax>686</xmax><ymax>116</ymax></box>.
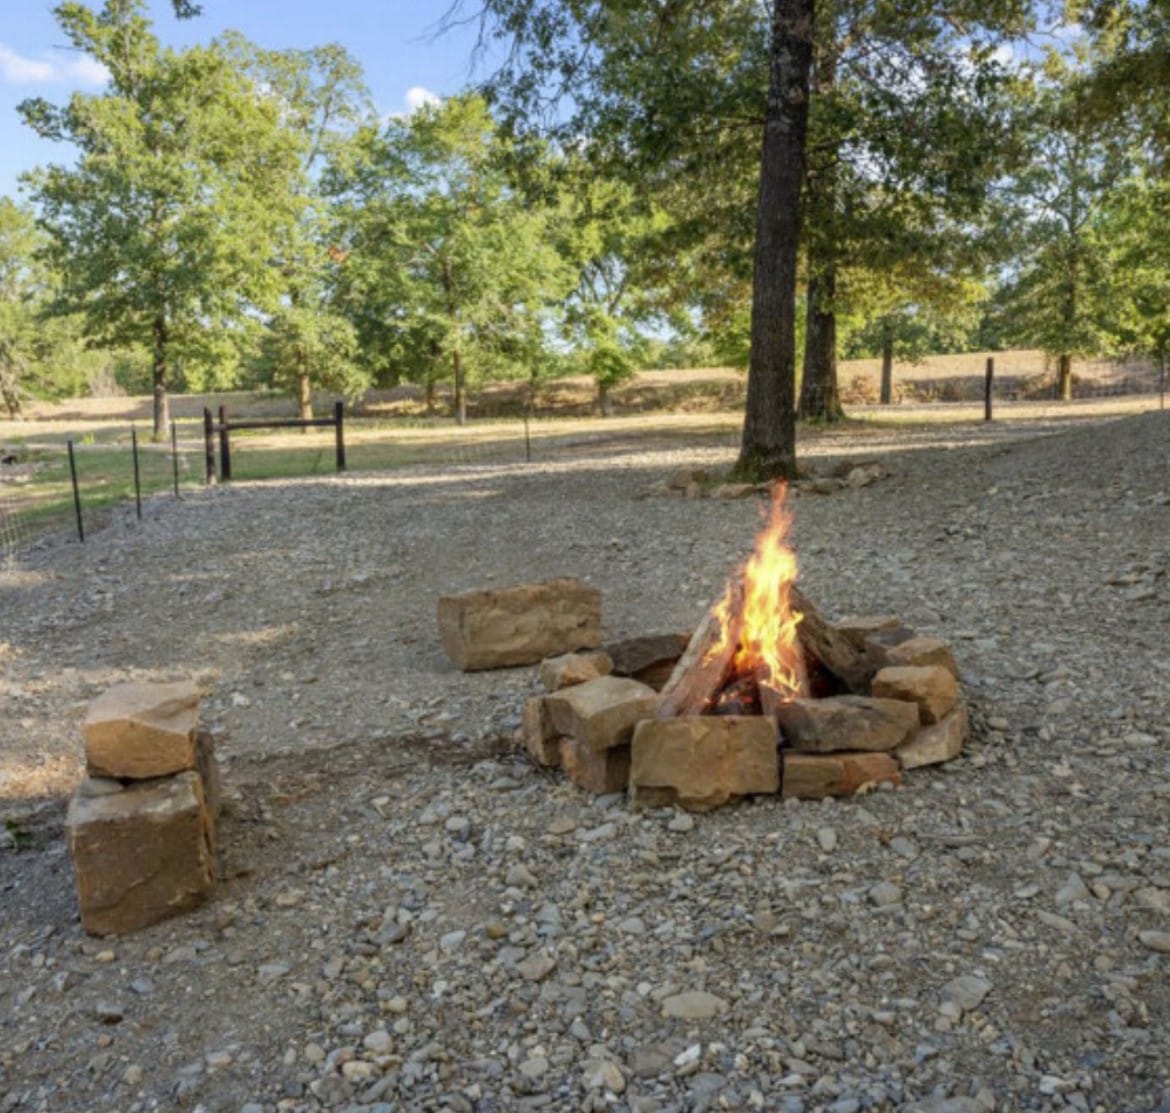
<box><xmin>3</xmin><ymin>411</ymin><xmax>1170</xmax><ymax>1112</ymax></box>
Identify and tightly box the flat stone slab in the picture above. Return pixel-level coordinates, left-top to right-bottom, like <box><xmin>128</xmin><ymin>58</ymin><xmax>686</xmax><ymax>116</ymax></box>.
<box><xmin>437</xmin><ymin>578</ymin><xmax>601</xmax><ymax>671</ymax></box>
<box><xmin>871</xmin><ymin>665</ymin><xmax>958</xmax><ymax>724</ymax></box>
<box><xmin>544</xmin><ymin>675</ymin><xmax>659</xmax><ymax>752</ymax></box>
<box><xmin>775</xmin><ymin>695</ymin><xmax>919</xmax><ymax>753</ymax></box>
<box><xmin>630</xmin><ymin>716</ymin><xmax>778</xmax><ymax>812</ymax></box>
<box><xmin>83</xmin><ymin>681</ymin><xmax>200</xmax><ymax>780</ymax></box>
<box><xmin>897</xmin><ymin>703</ymin><xmax>968</xmax><ymax>769</ymax></box>
<box><xmin>782</xmin><ymin>751</ymin><xmax>902</xmax><ymax>799</ymax></box>
<box><xmin>66</xmin><ymin>770</ymin><xmax>216</xmax><ymax>936</ymax></box>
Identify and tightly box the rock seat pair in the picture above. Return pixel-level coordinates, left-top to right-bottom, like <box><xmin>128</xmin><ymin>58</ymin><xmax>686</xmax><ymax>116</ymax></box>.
<box><xmin>66</xmin><ymin>680</ymin><xmax>219</xmax><ymax>936</ymax></box>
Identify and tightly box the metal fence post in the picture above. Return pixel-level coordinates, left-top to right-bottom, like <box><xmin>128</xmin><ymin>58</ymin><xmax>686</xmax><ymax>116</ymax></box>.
<box><xmin>131</xmin><ymin>425</ymin><xmax>142</xmax><ymax>519</ymax></box>
<box><xmin>203</xmin><ymin>408</ymin><xmax>215</xmax><ymax>485</ymax></box>
<box><xmin>67</xmin><ymin>439</ymin><xmax>84</xmax><ymax>543</ymax></box>
<box><xmin>171</xmin><ymin>420</ymin><xmax>181</xmax><ymax>498</ymax></box>
<box><xmin>334</xmin><ymin>400</ymin><xmax>346</xmax><ymax>472</ymax></box>
<box><xmin>218</xmin><ymin>405</ymin><xmax>231</xmax><ymax>481</ymax></box>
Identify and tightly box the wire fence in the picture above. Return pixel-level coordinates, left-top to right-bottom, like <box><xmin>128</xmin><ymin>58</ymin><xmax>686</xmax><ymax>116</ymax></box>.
<box><xmin>2</xmin><ymin>363</ymin><xmax>1167</xmax><ymax>565</ymax></box>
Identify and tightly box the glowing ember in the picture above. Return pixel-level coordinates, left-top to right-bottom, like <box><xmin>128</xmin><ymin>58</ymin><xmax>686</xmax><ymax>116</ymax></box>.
<box><xmin>708</xmin><ymin>483</ymin><xmax>805</xmax><ymax>704</ymax></box>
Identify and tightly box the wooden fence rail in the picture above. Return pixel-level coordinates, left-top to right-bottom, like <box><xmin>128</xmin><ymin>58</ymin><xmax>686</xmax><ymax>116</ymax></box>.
<box><xmin>203</xmin><ymin>401</ymin><xmax>346</xmax><ymax>483</ymax></box>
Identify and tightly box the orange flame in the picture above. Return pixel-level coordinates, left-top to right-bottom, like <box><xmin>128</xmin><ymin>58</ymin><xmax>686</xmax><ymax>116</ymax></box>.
<box><xmin>709</xmin><ymin>483</ymin><xmax>805</xmax><ymax>701</ymax></box>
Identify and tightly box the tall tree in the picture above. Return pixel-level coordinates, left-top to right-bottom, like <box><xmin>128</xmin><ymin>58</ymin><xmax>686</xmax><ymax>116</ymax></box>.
<box><xmin>558</xmin><ymin>170</ymin><xmax>673</xmax><ymax>415</ymax></box>
<box><xmin>995</xmin><ymin>62</ymin><xmax>1130</xmax><ymax>399</ymax></box>
<box><xmin>336</xmin><ymin>96</ymin><xmax>568</xmax><ymax>423</ymax></box>
<box><xmin>793</xmin><ymin>0</ymin><xmax>1029</xmax><ymax>419</ymax></box>
<box><xmin>0</xmin><ymin>199</ymin><xmax>42</xmax><ymax>418</ymax></box>
<box><xmin>20</xmin><ymin>1</ymin><xmax>299</xmax><ymax>438</ymax></box>
<box><xmin>735</xmin><ymin>0</ymin><xmax>815</xmax><ymax>479</ymax></box>
<box><xmin>227</xmin><ymin>37</ymin><xmax>372</xmax><ymax>421</ymax></box>
<box><xmin>467</xmin><ymin>0</ymin><xmax>1027</xmax><ymax>471</ymax></box>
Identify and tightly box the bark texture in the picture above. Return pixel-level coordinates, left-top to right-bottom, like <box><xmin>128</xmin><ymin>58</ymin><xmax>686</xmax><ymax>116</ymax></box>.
<box><xmin>734</xmin><ymin>0</ymin><xmax>815</xmax><ymax>480</ymax></box>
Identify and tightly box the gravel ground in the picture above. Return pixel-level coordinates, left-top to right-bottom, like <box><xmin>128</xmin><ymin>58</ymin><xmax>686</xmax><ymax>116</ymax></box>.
<box><xmin>2</xmin><ymin>411</ymin><xmax>1170</xmax><ymax>1113</ymax></box>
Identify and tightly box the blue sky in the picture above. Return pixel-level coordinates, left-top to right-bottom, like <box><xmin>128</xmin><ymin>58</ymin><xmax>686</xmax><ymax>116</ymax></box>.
<box><xmin>0</xmin><ymin>0</ymin><xmax>494</xmax><ymax>200</ymax></box>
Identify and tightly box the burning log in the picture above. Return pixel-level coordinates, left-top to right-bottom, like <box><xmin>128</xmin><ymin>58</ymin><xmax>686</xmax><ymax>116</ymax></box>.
<box><xmin>789</xmin><ymin>585</ymin><xmax>873</xmax><ymax>692</ymax></box>
<box><xmin>656</xmin><ymin>580</ymin><xmax>745</xmax><ymax>718</ymax></box>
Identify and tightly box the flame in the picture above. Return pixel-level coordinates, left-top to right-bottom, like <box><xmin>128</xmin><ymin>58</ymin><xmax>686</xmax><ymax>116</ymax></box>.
<box><xmin>709</xmin><ymin>482</ymin><xmax>805</xmax><ymax>701</ymax></box>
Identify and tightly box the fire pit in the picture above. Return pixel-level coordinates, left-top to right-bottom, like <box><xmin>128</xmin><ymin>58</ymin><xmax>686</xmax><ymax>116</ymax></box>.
<box><xmin>519</xmin><ymin>484</ymin><xmax>968</xmax><ymax>812</ymax></box>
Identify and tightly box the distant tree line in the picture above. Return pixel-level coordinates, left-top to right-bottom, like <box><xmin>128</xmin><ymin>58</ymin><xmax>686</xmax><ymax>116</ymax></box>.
<box><xmin>1</xmin><ymin>0</ymin><xmax>1167</xmax><ymax>463</ymax></box>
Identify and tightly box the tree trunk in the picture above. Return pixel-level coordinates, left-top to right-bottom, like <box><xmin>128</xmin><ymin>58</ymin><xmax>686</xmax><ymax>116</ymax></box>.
<box><xmin>151</xmin><ymin>313</ymin><xmax>169</xmax><ymax>441</ymax></box>
<box><xmin>598</xmin><ymin>380</ymin><xmax>613</xmax><ymax>417</ymax></box>
<box><xmin>879</xmin><ymin>325</ymin><xmax>894</xmax><ymax>405</ymax></box>
<box><xmin>453</xmin><ymin>348</ymin><xmax>466</xmax><ymax>426</ymax></box>
<box><xmin>0</xmin><ymin>355</ymin><xmax>24</xmax><ymax>420</ymax></box>
<box><xmin>1056</xmin><ymin>353</ymin><xmax>1072</xmax><ymax>401</ymax></box>
<box><xmin>798</xmin><ymin>31</ymin><xmax>841</xmax><ymax>423</ymax></box>
<box><xmin>426</xmin><ymin>375</ymin><xmax>437</xmax><ymax>415</ymax></box>
<box><xmin>733</xmin><ymin>0</ymin><xmax>815</xmax><ymax>481</ymax></box>
<box><xmin>296</xmin><ymin>351</ymin><xmax>313</xmax><ymax>429</ymax></box>
<box><xmin>799</xmin><ymin>269</ymin><xmax>842</xmax><ymax>420</ymax></box>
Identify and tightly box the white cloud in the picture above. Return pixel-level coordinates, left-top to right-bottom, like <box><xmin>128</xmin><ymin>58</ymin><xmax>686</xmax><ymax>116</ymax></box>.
<box><xmin>0</xmin><ymin>42</ymin><xmax>109</xmax><ymax>87</ymax></box>
<box><xmin>0</xmin><ymin>44</ymin><xmax>54</xmax><ymax>84</ymax></box>
<box><xmin>67</xmin><ymin>55</ymin><xmax>111</xmax><ymax>86</ymax></box>
<box><xmin>404</xmin><ymin>85</ymin><xmax>440</xmax><ymax>114</ymax></box>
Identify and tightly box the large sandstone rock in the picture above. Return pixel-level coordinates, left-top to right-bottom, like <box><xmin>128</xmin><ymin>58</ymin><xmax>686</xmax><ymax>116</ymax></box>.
<box><xmin>775</xmin><ymin>696</ymin><xmax>919</xmax><ymax>754</ymax></box>
<box><xmin>437</xmin><ymin>578</ymin><xmax>602</xmax><ymax>671</ymax></box>
<box><xmin>539</xmin><ymin>650</ymin><xmax>613</xmax><ymax>692</ymax></box>
<box><xmin>83</xmin><ymin>681</ymin><xmax>200</xmax><ymax>780</ymax></box>
<box><xmin>67</xmin><ymin>770</ymin><xmax>216</xmax><ymax>936</ymax></box>
<box><xmin>897</xmin><ymin>703</ymin><xmax>969</xmax><ymax>769</ymax></box>
<box><xmin>521</xmin><ymin>697</ymin><xmax>563</xmax><ymax>767</ymax></box>
<box><xmin>544</xmin><ymin>676</ymin><xmax>659</xmax><ymax>752</ymax></box>
<box><xmin>832</xmin><ymin>615</ymin><xmax>903</xmax><ymax>653</ymax></box>
<box><xmin>872</xmin><ymin>634</ymin><xmax>958</xmax><ymax>677</ymax></box>
<box><xmin>871</xmin><ymin>665</ymin><xmax>958</xmax><ymax>724</ymax></box>
<box><xmin>629</xmin><ymin>716</ymin><xmax>779</xmax><ymax>812</ymax></box>
<box><xmin>782</xmin><ymin>752</ymin><xmax>902</xmax><ymax>799</ymax></box>
<box><xmin>604</xmin><ymin>634</ymin><xmax>690</xmax><ymax>691</ymax></box>
<box><xmin>559</xmin><ymin>738</ymin><xmax>631</xmax><ymax>794</ymax></box>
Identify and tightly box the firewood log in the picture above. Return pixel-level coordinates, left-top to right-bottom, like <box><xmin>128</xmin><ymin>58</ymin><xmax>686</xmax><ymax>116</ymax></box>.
<box><xmin>657</xmin><ymin>580</ymin><xmax>744</xmax><ymax>717</ymax></box>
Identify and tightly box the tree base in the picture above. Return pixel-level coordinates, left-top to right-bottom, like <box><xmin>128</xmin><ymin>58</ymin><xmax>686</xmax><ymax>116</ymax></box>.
<box><xmin>729</xmin><ymin>447</ymin><xmax>799</xmax><ymax>484</ymax></box>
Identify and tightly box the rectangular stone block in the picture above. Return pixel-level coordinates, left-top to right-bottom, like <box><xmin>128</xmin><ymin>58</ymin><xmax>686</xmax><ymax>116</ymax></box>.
<box><xmin>67</xmin><ymin>770</ymin><xmax>216</xmax><ymax>936</ymax></box>
<box><xmin>897</xmin><ymin>703</ymin><xmax>968</xmax><ymax>769</ymax></box>
<box><xmin>437</xmin><ymin>578</ymin><xmax>602</xmax><ymax>671</ymax></box>
<box><xmin>630</xmin><ymin>716</ymin><xmax>779</xmax><ymax>812</ymax></box>
<box><xmin>782</xmin><ymin>752</ymin><xmax>902</xmax><ymax>799</ymax></box>
<box><xmin>559</xmin><ymin>738</ymin><xmax>631</xmax><ymax>795</ymax></box>
<box><xmin>522</xmin><ymin>697</ymin><xmax>562</xmax><ymax>767</ymax></box>
<box><xmin>544</xmin><ymin>675</ymin><xmax>660</xmax><ymax>752</ymax></box>
<box><xmin>775</xmin><ymin>695</ymin><xmax>919</xmax><ymax>753</ymax></box>
<box><xmin>872</xmin><ymin>635</ymin><xmax>958</xmax><ymax>678</ymax></box>
<box><xmin>871</xmin><ymin>665</ymin><xmax>958</xmax><ymax>724</ymax></box>
<box><xmin>83</xmin><ymin>680</ymin><xmax>200</xmax><ymax>780</ymax></box>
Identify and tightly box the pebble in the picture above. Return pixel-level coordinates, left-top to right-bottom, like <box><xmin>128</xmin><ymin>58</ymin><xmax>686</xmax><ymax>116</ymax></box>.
<box><xmin>940</xmin><ymin>976</ymin><xmax>992</xmax><ymax>1012</ymax></box>
<box><xmin>5</xmin><ymin>412</ymin><xmax>1170</xmax><ymax>1113</ymax></box>
<box><xmin>1138</xmin><ymin>930</ymin><xmax>1170</xmax><ymax>954</ymax></box>
<box><xmin>662</xmin><ymin>991</ymin><xmax>728</xmax><ymax>1019</ymax></box>
<box><xmin>869</xmin><ymin>881</ymin><xmax>903</xmax><ymax>907</ymax></box>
